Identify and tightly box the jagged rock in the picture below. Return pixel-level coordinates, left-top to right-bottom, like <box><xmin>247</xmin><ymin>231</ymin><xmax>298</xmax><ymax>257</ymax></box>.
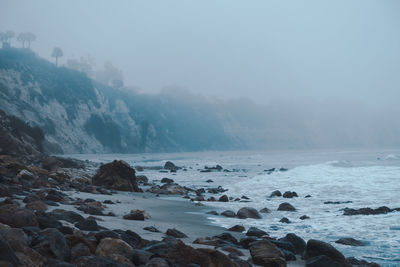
<box><xmin>32</xmin><ymin>228</ymin><xmax>70</xmax><ymax>261</ymax></box>
<box><xmin>304</xmin><ymin>239</ymin><xmax>351</xmax><ymax>267</ymax></box>
<box><xmin>228</xmin><ymin>225</ymin><xmax>245</xmax><ymax>232</ymax></box>
<box><xmin>92</xmin><ymin>160</ymin><xmax>141</xmax><ymax>192</ymax></box>
<box><xmin>246</xmin><ymin>227</ymin><xmax>268</xmax><ymax>237</ymax></box>
<box><xmin>335</xmin><ymin>238</ymin><xmax>365</xmax><ymax>246</ymax></box>
<box><xmin>279</xmin><ymin>233</ymin><xmax>306</xmax><ymax>255</ymax></box>
<box><xmin>249</xmin><ymin>240</ymin><xmax>286</xmax><ymax>267</ymax></box>
<box><xmin>221</xmin><ymin>210</ymin><xmax>236</xmax><ymax>218</ymax></box>
<box><xmin>300</xmin><ymin>215</ymin><xmax>310</xmax><ymax>220</ymax></box>
<box><xmin>143</xmin><ymin>226</ymin><xmax>160</xmax><ymax>233</ymax></box>
<box><xmin>278</xmin><ymin>202</ymin><xmax>296</xmax><ymax>211</ymax></box>
<box><xmin>95</xmin><ymin>237</ymin><xmax>134</xmax><ymax>259</ymax></box>
<box><xmin>123</xmin><ymin>210</ymin><xmax>151</xmax><ymax>221</ymax></box>
<box><xmin>270</xmin><ymin>190</ymin><xmax>282</xmax><ymax>197</ymax></box>
<box><xmin>160</xmin><ymin>177</ymin><xmax>174</xmax><ymax>183</ymax></box>
<box><xmin>131</xmin><ymin>249</ymin><xmax>153</xmax><ymax>265</ymax></box>
<box><xmin>136</xmin><ymin>175</ymin><xmax>148</xmax><ymax>184</ymax></box>
<box><xmin>237</xmin><ymin>207</ymin><xmax>262</xmax><ymax>219</ymax></box>
<box><xmin>0</xmin><ymin>204</ymin><xmax>38</xmax><ymax>228</ymax></box>
<box><xmin>213</xmin><ymin>232</ymin><xmax>238</xmax><ymax>245</ymax></box>
<box><xmin>166</xmin><ymin>228</ymin><xmax>187</xmax><ymax>238</ymax></box>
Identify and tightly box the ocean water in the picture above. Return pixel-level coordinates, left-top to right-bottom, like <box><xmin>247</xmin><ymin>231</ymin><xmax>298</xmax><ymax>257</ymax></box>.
<box><xmin>70</xmin><ymin>149</ymin><xmax>400</xmax><ymax>266</ymax></box>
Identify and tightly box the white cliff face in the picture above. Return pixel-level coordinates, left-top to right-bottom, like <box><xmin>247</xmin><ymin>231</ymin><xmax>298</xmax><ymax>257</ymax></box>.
<box><xmin>0</xmin><ymin>50</ymin><xmax>237</xmax><ymax>153</ymax></box>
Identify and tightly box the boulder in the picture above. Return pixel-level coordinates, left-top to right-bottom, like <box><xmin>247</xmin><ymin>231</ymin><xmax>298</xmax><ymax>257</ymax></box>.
<box><xmin>0</xmin><ymin>232</ymin><xmax>23</xmax><ymax>266</ymax></box>
<box><xmin>47</xmin><ymin>209</ymin><xmax>84</xmax><ymax>223</ymax></box>
<box><xmin>343</xmin><ymin>206</ymin><xmax>398</xmax><ymax>216</ymax></box>
<box><xmin>246</xmin><ymin>227</ymin><xmax>268</xmax><ymax>237</ymax></box>
<box><xmin>166</xmin><ymin>228</ymin><xmax>187</xmax><ymax>238</ymax></box>
<box><xmin>306</xmin><ymin>255</ymin><xmax>341</xmax><ymax>267</ymax></box>
<box><xmin>131</xmin><ymin>249</ymin><xmax>153</xmax><ymax>265</ymax></box>
<box><xmin>221</xmin><ymin>210</ymin><xmax>236</xmax><ymax>218</ymax></box>
<box><xmin>136</xmin><ymin>175</ymin><xmax>148</xmax><ymax>184</ymax></box>
<box><xmin>92</xmin><ymin>160</ymin><xmax>141</xmax><ymax>192</ymax></box>
<box><xmin>280</xmin><ymin>217</ymin><xmax>291</xmax><ymax>223</ymax></box>
<box><xmin>0</xmin><ymin>227</ymin><xmax>29</xmax><ymax>251</ymax></box>
<box><xmin>219</xmin><ymin>195</ymin><xmax>229</xmax><ymax>202</ymax></box>
<box><xmin>143</xmin><ymin>226</ymin><xmax>160</xmax><ymax>233</ymax></box>
<box><xmin>279</xmin><ymin>233</ymin><xmax>306</xmax><ymax>255</ymax></box>
<box><xmin>75</xmin><ymin>256</ymin><xmax>132</xmax><ymax>267</ymax></box>
<box><xmin>335</xmin><ymin>238</ymin><xmax>365</xmax><ymax>246</ymax></box>
<box><xmin>283</xmin><ymin>191</ymin><xmax>298</xmax><ymax>198</ymax></box>
<box><xmin>164</xmin><ymin>161</ymin><xmax>179</xmax><ymax>171</ymax></box>
<box><xmin>160</xmin><ymin>177</ymin><xmax>174</xmax><ymax>183</ymax></box>
<box><xmin>95</xmin><ymin>237</ymin><xmax>134</xmax><ymax>259</ymax></box>
<box><xmin>71</xmin><ymin>243</ymin><xmax>91</xmax><ymax>261</ymax></box>
<box><xmin>148</xmin><ymin>184</ymin><xmax>188</xmax><ymax>195</ymax></box>
<box><xmin>278</xmin><ymin>202</ymin><xmax>296</xmax><ymax>211</ymax></box>
<box><xmin>237</xmin><ymin>207</ymin><xmax>262</xmax><ymax>219</ymax></box>
<box><xmin>259</xmin><ymin>207</ymin><xmax>270</xmax><ymax>213</ymax></box>
<box><xmin>304</xmin><ymin>239</ymin><xmax>351</xmax><ymax>267</ymax></box>
<box><xmin>26</xmin><ymin>200</ymin><xmax>48</xmax><ymax>211</ymax></box>
<box><xmin>146</xmin><ymin>257</ymin><xmax>169</xmax><ymax>267</ymax></box>
<box><xmin>300</xmin><ymin>215</ymin><xmax>310</xmax><ymax>220</ymax></box>
<box><xmin>123</xmin><ymin>210</ymin><xmax>151</xmax><ymax>221</ymax></box>
<box><xmin>32</xmin><ymin>228</ymin><xmax>70</xmax><ymax>261</ymax></box>
<box><xmin>0</xmin><ymin>204</ymin><xmax>38</xmax><ymax>228</ymax></box>
<box><xmin>42</xmin><ymin>157</ymin><xmax>62</xmax><ymax>171</ymax></box>
<box><xmin>249</xmin><ymin>240</ymin><xmax>286</xmax><ymax>267</ymax></box>
<box><xmin>228</xmin><ymin>225</ymin><xmax>245</xmax><ymax>232</ymax></box>
<box><xmin>270</xmin><ymin>190</ymin><xmax>282</xmax><ymax>197</ymax></box>
<box><xmin>75</xmin><ymin>218</ymin><xmax>99</xmax><ymax>231</ymax></box>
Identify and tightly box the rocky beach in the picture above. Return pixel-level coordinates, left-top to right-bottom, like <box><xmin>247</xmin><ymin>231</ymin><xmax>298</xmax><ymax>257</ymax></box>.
<box><xmin>0</xmin><ymin>151</ymin><xmax>386</xmax><ymax>267</ymax></box>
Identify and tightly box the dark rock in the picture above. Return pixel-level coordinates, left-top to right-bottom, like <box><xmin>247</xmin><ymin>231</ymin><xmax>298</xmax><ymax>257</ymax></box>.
<box><xmin>118</xmin><ymin>230</ymin><xmax>144</xmax><ymax>249</ymax></box>
<box><xmin>44</xmin><ymin>258</ymin><xmax>75</xmax><ymax>267</ymax></box>
<box><xmin>26</xmin><ymin>200</ymin><xmax>48</xmax><ymax>211</ymax></box>
<box><xmin>278</xmin><ymin>202</ymin><xmax>296</xmax><ymax>211</ymax></box>
<box><xmin>95</xmin><ymin>237</ymin><xmax>134</xmax><ymax>259</ymax></box>
<box><xmin>346</xmin><ymin>257</ymin><xmax>381</xmax><ymax>267</ymax></box>
<box><xmin>270</xmin><ymin>240</ymin><xmax>296</xmax><ymax>254</ymax></box>
<box><xmin>283</xmin><ymin>191</ymin><xmax>298</xmax><ymax>198</ymax></box>
<box><xmin>164</xmin><ymin>161</ymin><xmax>179</xmax><ymax>171</ymax></box>
<box><xmin>206</xmin><ymin>210</ymin><xmax>218</xmax><ymax>215</ymax></box>
<box><xmin>213</xmin><ymin>232</ymin><xmax>238</xmax><ymax>245</ymax></box>
<box><xmin>148</xmin><ymin>183</ymin><xmax>188</xmax><ymax>195</ymax></box>
<box><xmin>0</xmin><ymin>204</ymin><xmax>38</xmax><ymax>227</ymax></box>
<box><xmin>36</xmin><ymin>212</ymin><xmax>63</xmax><ymax>229</ymax></box>
<box><xmin>219</xmin><ymin>194</ymin><xmax>229</xmax><ymax>202</ymax></box>
<box><xmin>259</xmin><ymin>207</ymin><xmax>271</xmax><ymax>213</ymax></box>
<box><xmin>343</xmin><ymin>206</ymin><xmax>397</xmax><ymax>216</ymax></box>
<box><xmin>123</xmin><ymin>210</ymin><xmax>150</xmax><ymax>221</ymax></box>
<box><xmin>304</xmin><ymin>239</ymin><xmax>351</xmax><ymax>267</ymax></box>
<box><xmin>131</xmin><ymin>249</ymin><xmax>153</xmax><ymax>265</ymax></box>
<box><xmin>146</xmin><ymin>257</ymin><xmax>169</xmax><ymax>266</ymax></box>
<box><xmin>75</xmin><ymin>256</ymin><xmax>132</xmax><ymax>267</ymax></box>
<box><xmin>249</xmin><ymin>240</ymin><xmax>286</xmax><ymax>267</ymax></box>
<box><xmin>136</xmin><ymin>175</ymin><xmax>148</xmax><ymax>184</ymax></box>
<box><xmin>103</xmin><ymin>200</ymin><xmax>115</xmax><ymax>204</ymax></box>
<box><xmin>75</xmin><ymin>218</ymin><xmax>99</xmax><ymax>231</ymax></box>
<box><xmin>0</xmin><ymin>184</ymin><xmax>11</xmax><ymax>197</ymax></box>
<box><xmin>281</xmin><ymin>249</ymin><xmax>296</xmax><ymax>261</ymax></box>
<box><xmin>280</xmin><ymin>217</ymin><xmax>291</xmax><ymax>223</ymax></box>
<box><xmin>42</xmin><ymin>157</ymin><xmax>62</xmax><ymax>171</ymax></box>
<box><xmin>335</xmin><ymin>238</ymin><xmax>365</xmax><ymax>246</ymax></box>
<box><xmin>228</xmin><ymin>225</ymin><xmax>245</xmax><ymax>232</ymax></box>
<box><xmin>160</xmin><ymin>177</ymin><xmax>174</xmax><ymax>183</ymax></box>
<box><xmin>306</xmin><ymin>255</ymin><xmax>342</xmax><ymax>267</ymax></box>
<box><xmin>305</xmin><ymin>195</ymin><xmax>312</xmax><ymax>198</ymax></box>
<box><xmin>270</xmin><ymin>190</ymin><xmax>282</xmax><ymax>197</ymax></box>
<box><xmin>300</xmin><ymin>215</ymin><xmax>310</xmax><ymax>220</ymax></box>
<box><xmin>47</xmin><ymin>209</ymin><xmax>84</xmax><ymax>223</ymax></box>
<box><xmin>239</xmin><ymin>236</ymin><xmax>259</xmax><ymax>249</ymax></box>
<box><xmin>143</xmin><ymin>226</ymin><xmax>160</xmax><ymax>233</ymax></box>
<box><xmin>32</xmin><ymin>228</ymin><xmax>70</xmax><ymax>261</ymax></box>
<box><xmin>205</xmin><ymin>179</ymin><xmax>213</xmax><ymax>183</ymax></box>
<box><xmin>221</xmin><ymin>210</ymin><xmax>236</xmax><ymax>217</ymax></box>
<box><xmin>0</xmin><ymin>232</ymin><xmax>23</xmax><ymax>266</ymax></box>
<box><xmin>166</xmin><ymin>228</ymin><xmax>187</xmax><ymax>238</ymax></box>
<box><xmin>324</xmin><ymin>201</ymin><xmax>352</xmax><ymax>204</ymax></box>
<box><xmin>237</xmin><ymin>207</ymin><xmax>262</xmax><ymax>219</ymax></box>
<box><xmin>279</xmin><ymin>233</ymin><xmax>306</xmax><ymax>255</ymax></box>
<box><xmin>195</xmin><ymin>188</ymin><xmax>205</xmax><ymax>196</ymax></box>
<box><xmin>246</xmin><ymin>227</ymin><xmax>268</xmax><ymax>237</ymax></box>
<box><xmin>94</xmin><ymin>230</ymin><xmax>120</xmax><ymax>242</ymax></box>
<box><xmin>92</xmin><ymin>160</ymin><xmax>141</xmax><ymax>192</ymax></box>
<box><xmin>71</xmin><ymin>243</ymin><xmax>91</xmax><ymax>261</ymax></box>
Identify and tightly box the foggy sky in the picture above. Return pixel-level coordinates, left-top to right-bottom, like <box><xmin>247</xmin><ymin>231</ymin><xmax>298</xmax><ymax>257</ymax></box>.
<box><xmin>1</xmin><ymin>0</ymin><xmax>400</xmax><ymax>106</ymax></box>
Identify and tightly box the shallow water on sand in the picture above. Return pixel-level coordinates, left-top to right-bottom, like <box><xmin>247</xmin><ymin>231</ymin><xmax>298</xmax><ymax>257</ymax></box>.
<box><xmin>69</xmin><ymin>149</ymin><xmax>400</xmax><ymax>266</ymax></box>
